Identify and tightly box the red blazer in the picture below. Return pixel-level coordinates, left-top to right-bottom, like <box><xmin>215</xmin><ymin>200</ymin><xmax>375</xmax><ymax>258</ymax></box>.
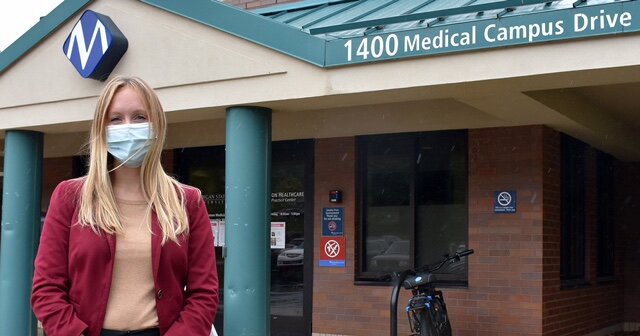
<box><xmin>32</xmin><ymin>179</ymin><xmax>219</xmax><ymax>336</ymax></box>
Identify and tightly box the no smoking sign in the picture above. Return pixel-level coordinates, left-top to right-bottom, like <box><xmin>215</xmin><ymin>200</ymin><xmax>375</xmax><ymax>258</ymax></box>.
<box><xmin>494</xmin><ymin>190</ymin><xmax>517</xmax><ymax>214</ymax></box>
<box><xmin>319</xmin><ymin>236</ymin><xmax>346</xmax><ymax>267</ymax></box>
<box><xmin>322</xmin><ymin>207</ymin><xmax>344</xmax><ymax>236</ymax></box>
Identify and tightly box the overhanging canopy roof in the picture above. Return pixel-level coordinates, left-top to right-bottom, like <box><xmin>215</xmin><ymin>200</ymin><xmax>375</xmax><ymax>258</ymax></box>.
<box><xmin>1</xmin><ymin>0</ymin><xmax>638</xmax><ymax>72</ymax></box>
<box><xmin>256</xmin><ymin>0</ymin><xmax>591</xmax><ymax>36</ymax></box>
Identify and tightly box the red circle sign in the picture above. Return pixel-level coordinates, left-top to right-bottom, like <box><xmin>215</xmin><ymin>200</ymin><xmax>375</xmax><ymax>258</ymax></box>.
<box><xmin>328</xmin><ymin>221</ymin><xmax>337</xmax><ymax>231</ymax></box>
<box><xmin>324</xmin><ymin>240</ymin><xmax>340</xmax><ymax>258</ymax></box>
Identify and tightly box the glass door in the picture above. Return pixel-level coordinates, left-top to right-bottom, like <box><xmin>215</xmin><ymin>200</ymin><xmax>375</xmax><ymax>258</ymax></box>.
<box><xmin>177</xmin><ymin>140</ymin><xmax>313</xmax><ymax>335</ymax></box>
<box><xmin>269</xmin><ymin>140</ymin><xmax>313</xmax><ymax>336</ymax></box>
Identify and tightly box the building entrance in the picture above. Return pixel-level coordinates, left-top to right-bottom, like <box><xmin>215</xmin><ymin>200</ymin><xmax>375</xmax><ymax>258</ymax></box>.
<box><xmin>177</xmin><ymin>140</ymin><xmax>313</xmax><ymax>335</ymax></box>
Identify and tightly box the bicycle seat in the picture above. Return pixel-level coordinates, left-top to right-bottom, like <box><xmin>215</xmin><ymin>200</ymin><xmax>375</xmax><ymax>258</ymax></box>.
<box><xmin>402</xmin><ymin>272</ymin><xmax>437</xmax><ymax>289</ymax></box>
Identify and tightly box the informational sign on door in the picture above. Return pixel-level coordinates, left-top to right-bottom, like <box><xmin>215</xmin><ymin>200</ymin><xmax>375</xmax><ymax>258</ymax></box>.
<box><xmin>270</xmin><ymin>222</ymin><xmax>286</xmax><ymax>249</ymax></box>
<box><xmin>210</xmin><ymin>219</ymin><xmax>225</xmax><ymax>247</ymax></box>
<box><xmin>211</xmin><ymin>220</ymin><xmax>285</xmax><ymax>248</ymax></box>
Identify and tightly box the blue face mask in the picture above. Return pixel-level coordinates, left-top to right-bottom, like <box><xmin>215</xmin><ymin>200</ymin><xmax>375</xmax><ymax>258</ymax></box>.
<box><xmin>106</xmin><ymin>122</ymin><xmax>154</xmax><ymax>168</ymax></box>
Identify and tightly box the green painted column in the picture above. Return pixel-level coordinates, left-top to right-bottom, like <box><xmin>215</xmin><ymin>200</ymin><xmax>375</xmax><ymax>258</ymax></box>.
<box><xmin>224</xmin><ymin>106</ymin><xmax>271</xmax><ymax>336</ymax></box>
<box><xmin>0</xmin><ymin>130</ymin><xmax>43</xmax><ymax>336</ymax></box>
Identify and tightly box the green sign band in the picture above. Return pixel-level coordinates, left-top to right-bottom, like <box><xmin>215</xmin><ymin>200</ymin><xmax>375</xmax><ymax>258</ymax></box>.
<box><xmin>325</xmin><ymin>1</ymin><xmax>640</xmax><ymax>67</ymax></box>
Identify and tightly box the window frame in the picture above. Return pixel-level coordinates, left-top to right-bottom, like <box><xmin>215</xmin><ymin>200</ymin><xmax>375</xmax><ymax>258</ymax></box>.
<box><xmin>356</xmin><ymin>131</ymin><xmax>469</xmax><ymax>285</ymax></box>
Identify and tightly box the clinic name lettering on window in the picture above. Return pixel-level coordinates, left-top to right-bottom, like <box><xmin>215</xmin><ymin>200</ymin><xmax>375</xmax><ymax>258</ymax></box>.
<box><xmin>330</xmin><ymin>2</ymin><xmax>639</xmax><ymax>65</ymax></box>
<box><xmin>204</xmin><ymin>192</ymin><xmax>304</xmax><ymax>204</ymax></box>
<box><xmin>203</xmin><ymin>194</ymin><xmax>225</xmax><ymax>205</ymax></box>
<box><xmin>271</xmin><ymin>191</ymin><xmax>304</xmax><ymax>203</ymax></box>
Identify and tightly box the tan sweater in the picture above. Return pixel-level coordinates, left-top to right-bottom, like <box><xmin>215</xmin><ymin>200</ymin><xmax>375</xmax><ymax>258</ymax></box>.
<box><xmin>102</xmin><ymin>199</ymin><xmax>158</xmax><ymax>331</ymax></box>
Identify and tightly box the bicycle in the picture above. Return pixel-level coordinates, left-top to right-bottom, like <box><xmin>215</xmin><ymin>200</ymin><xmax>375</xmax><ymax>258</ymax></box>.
<box><xmin>389</xmin><ymin>249</ymin><xmax>474</xmax><ymax>336</ymax></box>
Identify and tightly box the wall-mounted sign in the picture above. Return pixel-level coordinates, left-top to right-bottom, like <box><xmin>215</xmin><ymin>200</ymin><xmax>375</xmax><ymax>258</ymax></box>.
<box><xmin>63</xmin><ymin>10</ymin><xmax>128</xmax><ymax>81</ymax></box>
<box><xmin>319</xmin><ymin>236</ymin><xmax>346</xmax><ymax>267</ymax></box>
<box><xmin>322</xmin><ymin>207</ymin><xmax>344</xmax><ymax>236</ymax></box>
<box><xmin>494</xmin><ymin>191</ymin><xmax>517</xmax><ymax>214</ymax></box>
<box><xmin>325</xmin><ymin>1</ymin><xmax>640</xmax><ymax>66</ymax></box>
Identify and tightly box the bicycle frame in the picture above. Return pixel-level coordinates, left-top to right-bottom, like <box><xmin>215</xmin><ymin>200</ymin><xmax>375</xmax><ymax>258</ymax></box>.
<box><xmin>390</xmin><ymin>270</ymin><xmax>413</xmax><ymax>336</ymax></box>
<box><xmin>405</xmin><ymin>287</ymin><xmax>448</xmax><ymax>335</ymax></box>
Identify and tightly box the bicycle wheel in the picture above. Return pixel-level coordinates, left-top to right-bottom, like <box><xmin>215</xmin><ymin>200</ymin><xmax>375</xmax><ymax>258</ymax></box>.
<box><xmin>429</xmin><ymin>297</ymin><xmax>452</xmax><ymax>336</ymax></box>
<box><xmin>418</xmin><ymin>310</ymin><xmax>436</xmax><ymax>336</ymax></box>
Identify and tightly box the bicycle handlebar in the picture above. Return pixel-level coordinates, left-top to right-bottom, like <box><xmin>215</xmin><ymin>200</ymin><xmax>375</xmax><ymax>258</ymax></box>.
<box><xmin>401</xmin><ymin>249</ymin><xmax>474</xmax><ymax>289</ymax></box>
<box><xmin>458</xmin><ymin>249</ymin><xmax>474</xmax><ymax>258</ymax></box>
<box><xmin>416</xmin><ymin>248</ymin><xmax>474</xmax><ymax>274</ymax></box>
<box><xmin>383</xmin><ymin>249</ymin><xmax>475</xmax><ymax>282</ymax></box>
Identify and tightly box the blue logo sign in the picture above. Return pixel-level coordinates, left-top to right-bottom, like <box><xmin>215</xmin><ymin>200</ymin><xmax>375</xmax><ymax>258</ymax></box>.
<box><xmin>63</xmin><ymin>10</ymin><xmax>128</xmax><ymax>81</ymax></box>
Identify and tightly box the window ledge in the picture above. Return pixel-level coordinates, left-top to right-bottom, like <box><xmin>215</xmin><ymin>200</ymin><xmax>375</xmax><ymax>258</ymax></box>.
<box><xmin>354</xmin><ymin>279</ymin><xmax>470</xmax><ymax>288</ymax></box>
<box><xmin>354</xmin><ymin>280</ymin><xmax>392</xmax><ymax>286</ymax></box>
<box><xmin>596</xmin><ymin>276</ymin><xmax>617</xmax><ymax>284</ymax></box>
<box><xmin>560</xmin><ymin>278</ymin><xmax>589</xmax><ymax>290</ymax></box>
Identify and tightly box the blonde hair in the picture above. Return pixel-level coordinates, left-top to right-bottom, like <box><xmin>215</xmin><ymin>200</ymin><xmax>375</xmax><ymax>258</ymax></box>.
<box><xmin>78</xmin><ymin>76</ymin><xmax>188</xmax><ymax>244</ymax></box>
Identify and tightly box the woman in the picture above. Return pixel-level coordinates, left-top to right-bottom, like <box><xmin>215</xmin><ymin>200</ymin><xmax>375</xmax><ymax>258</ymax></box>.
<box><xmin>31</xmin><ymin>76</ymin><xmax>219</xmax><ymax>336</ymax></box>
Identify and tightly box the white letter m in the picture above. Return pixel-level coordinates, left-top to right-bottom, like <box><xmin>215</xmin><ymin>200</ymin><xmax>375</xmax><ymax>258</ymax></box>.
<box><xmin>65</xmin><ymin>19</ymin><xmax>109</xmax><ymax>70</ymax></box>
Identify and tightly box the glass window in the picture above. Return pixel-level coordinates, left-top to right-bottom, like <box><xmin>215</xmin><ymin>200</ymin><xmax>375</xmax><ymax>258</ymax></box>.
<box><xmin>358</xmin><ymin>131</ymin><xmax>468</xmax><ymax>284</ymax></box>
<box><xmin>597</xmin><ymin>152</ymin><xmax>615</xmax><ymax>278</ymax></box>
<box><xmin>362</xmin><ymin>134</ymin><xmax>412</xmax><ymax>274</ymax></box>
<box><xmin>560</xmin><ymin>134</ymin><xmax>586</xmax><ymax>285</ymax></box>
<box><xmin>415</xmin><ymin>133</ymin><xmax>469</xmax><ymax>282</ymax></box>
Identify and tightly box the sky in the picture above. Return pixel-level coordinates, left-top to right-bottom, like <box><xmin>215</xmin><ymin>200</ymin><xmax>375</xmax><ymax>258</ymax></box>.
<box><xmin>0</xmin><ymin>0</ymin><xmax>64</xmax><ymax>51</ymax></box>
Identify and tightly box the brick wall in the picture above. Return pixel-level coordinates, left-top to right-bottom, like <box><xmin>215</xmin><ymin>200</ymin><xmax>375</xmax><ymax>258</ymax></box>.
<box><xmin>312</xmin><ymin>126</ymin><xmax>548</xmax><ymax>336</ymax></box>
<box><xmin>161</xmin><ymin>149</ymin><xmax>176</xmax><ymax>176</ymax></box>
<box><xmin>542</xmin><ymin>127</ymin><xmax>562</xmax><ymax>334</ymax></box>
<box><xmin>313</xmin><ymin>137</ymin><xmax>397</xmax><ymax>336</ymax></box>
<box><xmin>42</xmin><ymin>157</ymin><xmax>75</xmax><ymax>211</ymax></box>
<box><xmin>464</xmin><ymin>126</ymin><xmax>545</xmax><ymax>336</ymax></box>
<box><xmin>542</xmin><ymin>128</ymin><xmax>625</xmax><ymax>335</ymax></box>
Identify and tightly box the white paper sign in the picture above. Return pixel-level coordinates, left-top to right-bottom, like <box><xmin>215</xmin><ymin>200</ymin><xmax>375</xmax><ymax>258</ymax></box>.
<box><xmin>211</xmin><ymin>219</ymin><xmax>225</xmax><ymax>247</ymax></box>
<box><xmin>270</xmin><ymin>222</ymin><xmax>286</xmax><ymax>249</ymax></box>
